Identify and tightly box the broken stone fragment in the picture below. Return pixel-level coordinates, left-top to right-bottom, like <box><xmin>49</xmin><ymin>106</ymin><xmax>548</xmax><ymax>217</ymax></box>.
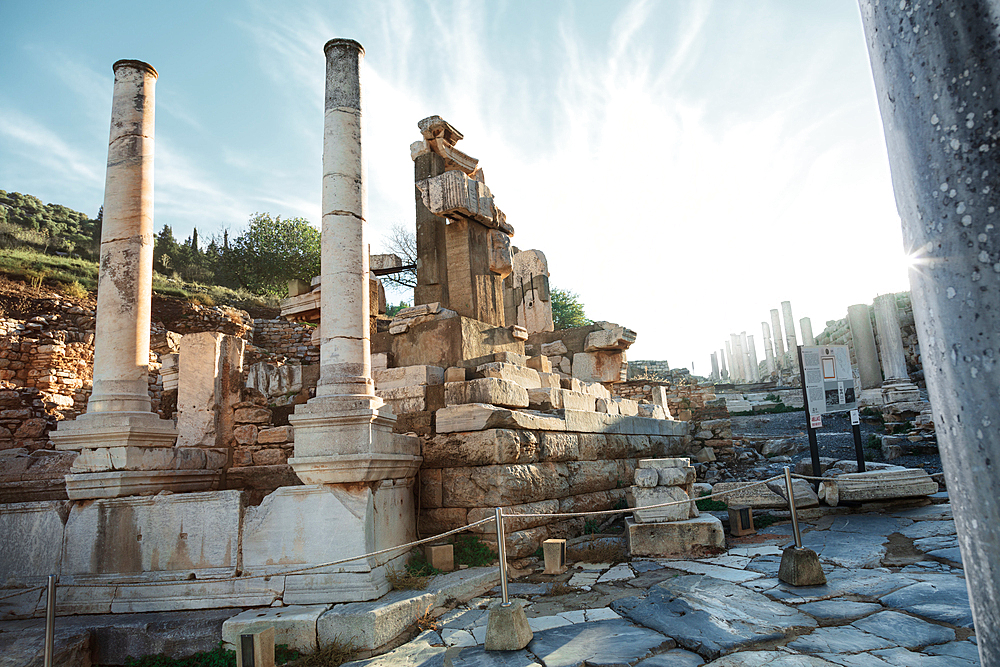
<box><xmin>634</xmin><ymin>467</ymin><xmax>659</xmax><ymax>488</ymax></box>
<box><xmin>584</xmin><ymin>326</ymin><xmax>637</xmax><ymax>352</ymax></box>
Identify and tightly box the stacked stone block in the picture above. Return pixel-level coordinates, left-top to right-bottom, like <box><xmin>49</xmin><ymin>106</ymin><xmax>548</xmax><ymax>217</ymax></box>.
<box><xmin>525</xmin><ymin>322</ymin><xmax>634</xmax><ymax>385</ymax></box>
<box><xmin>232</xmin><ymin>391</ymin><xmax>295</xmax><ymax>467</ymax></box>
<box><xmin>252</xmin><ymin>319</ymin><xmax>320</xmax><ymax>364</ymax></box>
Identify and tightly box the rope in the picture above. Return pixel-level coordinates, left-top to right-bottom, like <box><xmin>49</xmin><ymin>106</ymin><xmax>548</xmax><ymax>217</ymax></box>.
<box><xmin>59</xmin><ymin>517</ymin><xmax>494</xmax><ymax>589</ymax></box>
<box><xmin>511</xmin><ymin>475</ymin><xmax>785</xmax><ymax>518</ymax></box>
<box><xmin>791</xmin><ymin>472</ymin><xmax>834</xmax><ymax>482</ymax></box>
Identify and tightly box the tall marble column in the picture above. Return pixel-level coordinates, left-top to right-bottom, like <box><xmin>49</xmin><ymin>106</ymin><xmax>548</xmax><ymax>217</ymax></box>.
<box><xmin>730</xmin><ymin>334</ymin><xmax>744</xmax><ymax>383</ymax></box>
<box><xmin>719</xmin><ymin>346</ymin><xmax>729</xmax><ymax>380</ymax></box>
<box><xmin>800</xmin><ymin>317</ymin><xmax>815</xmax><ymax>346</ymax></box>
<box><xmin>747</xmin><ymin>334</ymin><xmax>760</xmax><ymax>382</ymax></box>
<box><xmin>770</xmin><ymin>309</ymin><xmax>786</xmax><ymax>369</ymax></box>
<box><xmin>709</xmin><ymin>352</ymin><xmax>720</xmax><ymax>381</ymax></box>
<box><xmin>289</xmin><ymin>39</ymin><xmax>420</xmax><ymax>485</ymax></box>
<box><xmin>51</xmin><ymin>60</ymin><xmax>215</xmax><ymax>500</ymax></box>
<box><xmin>781</xmin><ymin>301</ymin><xmax>798</xmax><ymax>370</ymax></box>
<box><xmin>739</xmin><ymin>332</ymin><xmax>752</xmax><ymax>382</ymax></box>
<box><xmin>873</xmin><ymin>294</ymin><xmax>921</xmax><ymax>404</ymax></box>
<box><xmin>861</xmin><ymin>3</ymin><xmax>1000</xmax><ymax>659</ymax></box>
<box><xmin>847</xmin><ymin>304</ymin><xmax>882</xmax><ymax>390</ymax></box>
<box><xmin>762</xmin><ymin>322</ymin><xmax>775</xmax><ymax>375</ymax></box>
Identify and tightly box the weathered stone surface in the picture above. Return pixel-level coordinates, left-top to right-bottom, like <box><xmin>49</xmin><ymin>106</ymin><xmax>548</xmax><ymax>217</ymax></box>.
<box><xmin>612</xmin><ymin>575</ymin><xmax>817</xmax><ymax>659</ymax></box>
<box><xmin>851</xmin><ymin>610</ymin><xmax>955</xmax><ymax>649</ymax></box>
<box><xmin>374</xmin><ymin>365</ymin><xmax>445</xmax><ymax>390</ymax></box>
<box><xmin>778</xmin><ymin>546</ymin><xmax>826</xmax><ymax>587</ymax></box>
<box><xmin>584</xmin><ymin>327</ymin><xmax>637</xmax><ymax>352</ymax></box>
<box><xmin>699</xmin><ymin>652</ymin><xmax>838</xmax><ymax>666</ymax></box>
<box><xmin>527</xmin><ymin>387</ymin><xmax>562</xmax><ymax>411</ymax></box>
<box><xmin>560</xmin><ymin>390</ymin><xmax>596</xmax><ymax>412</ymax></box>
<box><xmin>625</xmin><ymin>516</ymin><xmax>725</xmax><ymax>558</ymax></box>
<box><xmin>477</xmin><ymin>362</ymin><xmax>541</xmax><ymax>390</ymax></box>
<box><xmin>797</xmin><ymin>600</ymin><xmax>882</xmax><ymax>622</ymax></box>
<box><xmin>435</xmin><ymin>405</ymin><xmax>565</xmax><ymax>433</ymax></box>
<box><xmin>634</xmin><ymin>468</ymin><xmax>659</xmax><ymax>488</ymax></box>
<box><xmin>341</xmin><ymin>629</ymin><xmax>537</xmax><ymax>667</ymax></box>
<box><xmin>766</xmin><ymin>478</ymin><xmax>820</xmax><ymax>508</ymax></box>
<box><xmin>467</xmin><ymin>500</ymin><xmax>559</xmax><ymax>533</ymax></box>
<box><xmin>880</xmin><ymin>576</ymin><xmax>974</xmax><ymax>627</ymax></box>
<box><xmin>566</xmin><ymin>460</ymin><xmax>620</xmax><ymax>495</ymax></box>
<box><xmin>786</xmin><ymin>626</ymin><xmax>894</xmax><ymax>654</ymax></box>
<box><xmin>484</xmin><ymin>599</ymin><xmax>533</xmax><ymax>650</ymax></box>
<box><xmin>176</xmin><ymin>332</ymin><xmax>245</xmax><ymax>449</ymax></box>
<box><xmin>445</xmin><ymin>378</ymin><xmax>529</xmax><ymax>409</ymax></box>
<box><xmin>572</xmin><ymin>351</ymin><xmax>625</xmax><ymax>384</ymax></box>
<box><xmin>258</xmin><ymin>425</ymin><xmax>294</xmax><ymax>444</ymax></box>
<box><xmin>538</xmin><ymin>432</ymin><xmax>580</xmax><ymax>462</ymax></box>
<box><xmin>577</xmin><ymin>434</ymin><xmax>614</xmax><ymax>460</ymax></box>
<box><xmin>0</xmin><ymin>501</ymin><xmax>64</xmax><ymax>590</ymax></box>
<box><xmin>319</xmin><ymin>589</ymin><xmax>436</xmax><ymax>652</ymax></box>
<box><xmin>633</xmin><ymin>649</ymin><xmax>705</xmax><ymax>667</ymax></box>
<box><xmin>441</xmin><ymin>463</ymin><xmax>570</xmax><ymax>507</ymax></box>
<box><xmin>632</xmin><ymin>486</ymin><xmax>692</xmax><ymax>523</ymax></box>
<box><xmin>541</xmin><ymin>340</ymin><xmax>567</xmax><ymax>356</ymax></box>
<box><xmin>527</xmin><ymin>619</ymin><xmax>667</xmax><ymax>667</ymax></box>
<box><xmin>223</xmin><ymin>604</ymin><xmax>330</xmax><ymax>653</ymax></box>
<box><xmin>712</xmin><ymin>481</ymin><xmax>787</xmax><ymax>509</ymax></box>
<box><xmin>831</xmin><ymin>469</ymin><xmax>938</xmax><ymax>502</ymax></box>
<box><xmin>422</xmin><ymin>430</ymin><xmax>538</xmax><ymax>468</ymax></box>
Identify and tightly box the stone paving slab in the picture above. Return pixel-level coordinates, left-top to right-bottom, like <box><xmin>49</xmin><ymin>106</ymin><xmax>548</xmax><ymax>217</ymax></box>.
<box><xmin>879</xmin><ymin>577</ymin><xmax>974</xmax><ymax>627</ymax></box>
<box><xmin>701</xmin><ymin>651</ymin><xmax>839</xmax><ymax>666</ymax></box>
<box><xmin>851</xmin><ymin>610</ymin><xmax>954</xmax><ymax>649</ymax></box>
<box><xmin>342</xmin><ymin>631</ymin><xmax>541</xmax><ymax>667</ymax></box>
<box><xmin>526</xmin><ymin>618</ymin><xmax>671</xmax><ymax>667</ymax></box>
<box><xmin>795</xmin><ymin>601</ymin><xmax>882</xmax><ymax>622</ymax></box>
<box><xmin>634</xmin><ymin>648</ymin><xmax>705</xmax><ymax>666</ymax></box>
<box><xmin>786</xmin><ymin>626</ymin><xmax>895</xmax><ymax>654</ymax></box>
<box><xmin>611</xmin><ymin>575</ymin><xmax>816</xmax><ymax>659</ymax></box>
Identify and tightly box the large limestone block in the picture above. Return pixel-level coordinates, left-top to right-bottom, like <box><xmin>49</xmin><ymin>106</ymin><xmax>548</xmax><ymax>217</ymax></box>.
<box><xmin>0</xmin><ymin>500</ymin><xmax>65</xmax><ymax>610</ymax></box>
<box><xmin>441</xmin><ymin>462</ymin><xmax>570</xmax><ymax>507</ymax></box>
<box><xmin>561</xmin><ymin>390</ymin><xmax>597</xmax><ymax>412</ymax></box>
<box><xmin>626</xmin><ymin>515</ymin><xmax>725</xmax><ymax>558</ymax></box>
<box><xmin>373</xmin><ymin>365</ymin><xmax>444</xmax><ymax>390</ymax></box>
<box><xmin>573</xmin><ymin>351</ymin><xmax>626</xmax><ymax>384</ymax></box>
<box><xmin>577</xmin><ymin>433</ymin><xmax>613</xmax><ymax>460</ymax></box>
<box><xmin>372</xmin><ymin>316</ymin><xmax>524</xmax><ymax>371</ymax></box>
<box><xmin>467</xmin><ymin>499</ymin><xmax>560</xmax><ymax>533</ymax></box>
<box><xmin>444</xmin><ymin>378</ymin><xmax>529</xmax><ymax>408</ymax></box>
<box><xmin>584</xmin><ymin>327</ymin><xmax>637</xmax><ymax>352</ymax></box>
<box><xmin>376</xmin><ymin>385</ymin><xmax>444</xmax><ymax>414</ymax></box>
<box><xmin>567</xmin><ymin>460</ymin><xmax>622</xmax><ymax>495</ymax></box>
<box><xmin>421</xmin><ymin>429</ymin><xmax>538</xmax><ymax>468</ymax></box>
<box><xmin>176</xmin><ymin>332</ymin><xmax>245</xmax><ymax>449</ymax></box>
<box><xmin>527</xmin><ymin>387</ymin><xmax>562</xmax><ymax>411</ymax></box>
<box><xmin>435</xmin><ymin>404</ymin><xmax>566</xmax><ymax>433</ymax></box>
<box><xmin>632</xmin><ymin>486</ymin><xmax>692</xmax><ymax>523</ymax></box>
<box><xmin>538</xmin><ymin>432</ymin><xmax>580</xmax><ymax>462</ymax></box>
<box><xmin>317</xmin><ymin>589</ymin><xmax>437</xmax><ymax>652</ymax></box>
<box><xmin>64</xmin><ymin>490</ymin><xmax>240</xmax><ymax>570</ymax></box>
<box><xmin>476</xmin><ymin>362</ymin><xmax>541</xmax><ymax>389</ymax></box>
<box><xmin>832</xmin><ymin>469</ymin><xmax>938</xmax><ymax>502</ymax></box>
<box><xmin>223</xmin><ymin>605</ymin><xmax>330</xmax><ymax>653</ymax></box>
<box><xmin>243</xmin><ymin>481</ymin><xmax>415</xmax><ymax>605</ymax></box>
<box><xmin>712</xmin><ymin>481</ymin><xmax>788</xmax><ymax>509</ymax></box>
<box><xmin>611</xmin><ymin>397</ymin><xmax>640</xmax><ymax>416</ymax></box>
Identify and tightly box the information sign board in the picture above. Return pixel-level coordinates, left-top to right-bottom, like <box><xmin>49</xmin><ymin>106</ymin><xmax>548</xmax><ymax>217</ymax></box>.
<box><xmin>800</xmin><ymin>345</ymin><xmax>857</xmax><ymax>417</ymax></box>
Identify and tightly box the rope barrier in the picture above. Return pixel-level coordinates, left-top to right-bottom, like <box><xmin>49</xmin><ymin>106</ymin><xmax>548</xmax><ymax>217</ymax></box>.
<box><xmin>2</xmin><ymin>473</ymin><xmax>793</xmax><ymax>595</ymax></box>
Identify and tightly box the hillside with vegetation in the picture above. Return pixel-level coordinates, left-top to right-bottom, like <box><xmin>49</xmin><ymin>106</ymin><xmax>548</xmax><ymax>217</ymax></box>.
<box><xmin>0</xmin><ymin>191</ymin><xmax>324</xmax><ymax>316</ymax></box>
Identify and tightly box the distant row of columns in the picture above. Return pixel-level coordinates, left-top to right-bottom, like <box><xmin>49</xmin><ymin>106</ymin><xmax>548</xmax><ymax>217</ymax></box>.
<box><xmin>713</xmin><ymin>300</ymin><xmax>813</xmax><ymax>383</ymax></box>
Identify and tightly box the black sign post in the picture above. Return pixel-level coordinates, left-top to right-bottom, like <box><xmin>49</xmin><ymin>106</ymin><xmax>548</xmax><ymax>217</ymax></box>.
<box><xmin>797</xmin><ymin>345</ymin><xmax>866</xmax><ymax>489</ymax></box>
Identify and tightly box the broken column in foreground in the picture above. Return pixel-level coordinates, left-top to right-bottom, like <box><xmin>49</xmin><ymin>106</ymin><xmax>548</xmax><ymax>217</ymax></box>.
<box><xmin>873</xmin><ymin>294</ymin><xmax>920</xmax><ymax>404</ymax></box>
<box><xmin>848</xmin><ymin>303</ymin><xmax>883</xmax><ymax>398</ymax></box>
<box><xmin>51</xmin><ymin>60</ymin><xmax>218</xmax><ymax>499</ymax></box>
<box><xmin>862</xmin><ymin>3</ymin><xmax>1000</xmax><ymax>658</ymax></box>
<box><xmin>283</xmin><ymin>39</ymin><xmax>421</xmax><ymax>602</ymax></box>
<box><xmin>626</xmin><ymin>458</ymin><xmax>724</xmax><ymax>557</ymax></box>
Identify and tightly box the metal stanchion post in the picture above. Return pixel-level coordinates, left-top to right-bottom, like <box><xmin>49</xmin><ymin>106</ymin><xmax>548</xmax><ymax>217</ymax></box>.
<box><xmin>43</xmin><ymin>574</ymin><xmax>55</xmax><ymax>667</ymax></box>
<box><xmin>784</xmin><ymin>466</ymin><xmax>803</xmax><ymax>549</ymax></box>
<box><xmin>494</xmin><ymin>507</ymin><xmax>510</xmax><ymax>607</ymax></box>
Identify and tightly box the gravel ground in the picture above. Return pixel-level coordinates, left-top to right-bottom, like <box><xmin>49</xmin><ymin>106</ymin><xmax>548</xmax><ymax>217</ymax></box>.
<box><xmin>729</xmin><ymin>410</ymin><xmax>943</xmax><ymax>476</ymax></box>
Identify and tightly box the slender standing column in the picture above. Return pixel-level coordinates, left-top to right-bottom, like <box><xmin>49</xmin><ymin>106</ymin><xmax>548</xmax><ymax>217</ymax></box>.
<box><xmin>770</xmin><ymin>309</ymin><xmax>786</xmax><ymax>369</ymax></box>
<box><xmin>872</xmin><ymin>295</ymin><xmax>908</xmax><ymax>382</ymax></box>
<box><xmin>289</xmin><ymin>39</ymin><xmax>420</xmax><ymax>485</ymax></box>
<box><xmin>762</xmin><ymin>322</ymin><xmax>775</xmax><ymax>375</ymax></box>
<box><xmin>719</xmin><ymin>347</ymin><xmax>729</xmax><ymax>380</ymax></box>
<box><xmin>847</xmin><ymin>304</ymin><xmax>882</xmax><ymax>390</ymax></box>
<box><xmin>862</xmin><ymin>3</ymin><xmax>1000</xmax><ymax>660</ymax></box>
<box><xmin>51</xmin><ymin>61</ymin><xmax>209</xmax><ymax>500</ymax></box>
<box><xmin>747</xmin><ymin>334</ymin><xmax>760</xmax><ymax>382</ymax></box>
<box><xmin>739</xmin><ymin>331</ymin><xmax>752</xmax><ymax>382</ymax></box>
<box><xmin>730</xmin><ymin>334</ymin><xmax>743</xmax><ymax>383</ymax></box>
<box><xmin>781</xmin><ymin>301</ymin><xmax>798</xmax><ymax>370</ymax></box>
<box><xmin>799</xmin><ymin>317</ymin><xmax>815</xmax><ymax>346</ymax></box>
<box><xmin>709</xmin><ymin>352</ymin><xmax>720</xmax><ymax>381</ymax></box>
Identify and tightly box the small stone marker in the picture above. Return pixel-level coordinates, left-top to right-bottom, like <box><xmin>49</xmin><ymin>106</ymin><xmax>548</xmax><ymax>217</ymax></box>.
<box><xmin>778</xmin><ymin>546</ymin><xmax>826</xmax><ymax>587</ymax></box>
<box><xmin>484</xmin><ymin>599</ymin><xmax>533</xmax><ymax>650</ymax></box>
<box><xmin>542</xmin><ymin>538</ymin><xmax>567</xmax><ymax>575</ymax></box>
<box><xmin>424</xmin><ymin>543</ymin><xmax>455</xmax><ymax>572</ymax></box>
<box><xmin>727</xmin><ymin>505</ymin><xmax>756</xmax><ymax>536</ymax></box>
<box><xmin>238</xmin><ymin>627</ymin><xmax>275</xmax><ymax>667</ymax></box>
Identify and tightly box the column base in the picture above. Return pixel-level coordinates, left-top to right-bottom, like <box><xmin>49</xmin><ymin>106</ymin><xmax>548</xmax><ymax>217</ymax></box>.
<box><xmin>51</xmin><ymin>411</ymin><xmax>178</xmax><ymax>450</ymax></box>
<box><xmin>289</xmin><ymin>398</ymin><xmax>420</xmax><ymax>484</ymax></box>
<box><xmin>882</xmin><ymin>380</ymin><xmax>921</xmax><ymax>404</ymax></box>
<box><xmin>64</xmin><ymin>469</ymin><xmax>219</xmax><ymax>500</ymax></box>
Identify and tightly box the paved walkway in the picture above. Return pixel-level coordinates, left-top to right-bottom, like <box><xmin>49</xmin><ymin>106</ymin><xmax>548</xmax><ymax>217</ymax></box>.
<box><xmin>343</xmin><ymin>498</ymin><xmax>980</xmax><ymax>667</ymax></box>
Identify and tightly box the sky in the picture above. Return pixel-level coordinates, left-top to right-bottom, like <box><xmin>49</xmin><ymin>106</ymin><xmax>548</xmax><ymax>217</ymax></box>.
<box><xmin>0</xmin><ymin>0</ymin><xmax>912</xmax><ymax>372</ymax></box>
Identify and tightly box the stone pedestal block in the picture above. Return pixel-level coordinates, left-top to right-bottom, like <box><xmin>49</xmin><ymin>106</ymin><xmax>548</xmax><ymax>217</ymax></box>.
<box><xmin>176</xmin><ymin>332</ymin><xmax>245</xmax><ymax>449</ymax></box>
<box><xmin>626</xmin><ymin>515</ymin><xmax>725</xmax><ymax>558</ymax></box>
<box><xmin>778</xmin><ymin>546</ymin><xmax>826</xmax><ymax>587</ymax></box>
<box><xmin>484</xmin><ymin>600</ymin><xmax>533</xmax><ymax>651</ymax></box>
<box><xmin>242</xmin><ymin>482</ymin><xmax>415</xmax><ymax>604</ymax></box>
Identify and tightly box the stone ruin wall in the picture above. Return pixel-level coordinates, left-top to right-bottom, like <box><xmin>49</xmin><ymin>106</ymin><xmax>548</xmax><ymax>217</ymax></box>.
<box><xmin>816</xmin><ymin>291</ymin><xmax>923</xmax><ymax>385</ymax></box>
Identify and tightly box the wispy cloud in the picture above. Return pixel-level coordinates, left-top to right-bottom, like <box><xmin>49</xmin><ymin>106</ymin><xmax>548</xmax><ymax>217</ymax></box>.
<box><xmin>0</xmin><ymin>108</ymin><xmax>104</xmax><ymax>188</ymax></box>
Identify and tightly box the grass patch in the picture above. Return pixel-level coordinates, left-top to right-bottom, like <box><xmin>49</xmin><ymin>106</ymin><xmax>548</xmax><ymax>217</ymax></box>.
<box><xmin>583</xmin><ymin>519</ymin><xmax>601</xmax><ymax>535</ymax></box>
<box><xmin>296</xmin><ymin>637</ymin><xmax>358</xmax><ymax>667</ymax></box>
<box><xmin>696</xmin><ymin>492</ymin><xmax>728</xmax><ymax>512</ymax></box>
<box><xmin>567</xmin><ymin>540</ymin><xmax>627</xmax><ymax>564</ymax></box>
<box><xmin>753</xmin><ymin>513</ymin><xmax>781</xmax><ymax>530</ymax></box>
<box><xmin>453</xmin><ymin>534</ymin><xmax>495</xmax><ymax>567</ymax></box>
<box><xmin>547</xmin><ymin>582</ymin><xmax>576</xmax><ymax>596</ymax></box>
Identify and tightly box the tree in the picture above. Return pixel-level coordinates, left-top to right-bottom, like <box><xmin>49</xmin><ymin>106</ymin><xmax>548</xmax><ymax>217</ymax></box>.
<box><xmin>379</xmin><ymin>223</ymin><xmax>417</xmax><ymax>289</ymax></box>
<box><xmin>226</xmin><ymin>212</ymin><xmax>321</xmax><ymax>296</ymax></box>
<box><xmin>551</xmin><ymin>288</ymin><xmax>591</xmax><ymax>330</ymax></box>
